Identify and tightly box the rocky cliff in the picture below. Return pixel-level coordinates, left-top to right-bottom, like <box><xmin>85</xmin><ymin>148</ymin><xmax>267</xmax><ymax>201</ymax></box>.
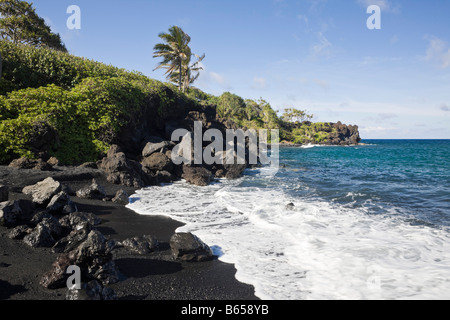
<box><xmin>328</xmin><ymin>122</ymin><xmax>361</xmax><ymax>145</ymax></box>
<box><xmin>281</xmin><ymin>121</ymin><xmax>361</xmax><ymax>146</ymax></box>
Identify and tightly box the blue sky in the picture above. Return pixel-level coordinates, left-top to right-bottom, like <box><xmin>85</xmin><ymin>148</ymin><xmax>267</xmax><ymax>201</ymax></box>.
<box><xmin>32</xmin><ymin>0</ymin><xmax>450</xmax><ymax>139</ymax></box>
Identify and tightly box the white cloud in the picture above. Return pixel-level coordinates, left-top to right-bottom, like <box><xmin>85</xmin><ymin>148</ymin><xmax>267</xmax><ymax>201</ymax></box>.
<box><xmin>360</xmin><ymin>126</ymin><xmax>393</xmax><ymax>134</ymax></box>
<box><xmin>310</xmin><ymin>32</ymin><xmax>332</xmax><ymax>58</ymax></box>
<box><xmin>195</xmin><ymin>62</ymin><xmax>231</xmax><ymax>92</ymax></box>
<box><xmin>425</xmin><ymin>37</ymin><xmax>450</xmax><ymax>69</ymax></box>
<box><xmin>276</xmin><ymin>59</ymin><xmax>290</xmax><ymax>64</ymax></box>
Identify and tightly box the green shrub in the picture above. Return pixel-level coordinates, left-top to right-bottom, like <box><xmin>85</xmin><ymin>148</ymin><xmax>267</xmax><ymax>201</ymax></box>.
<box><xmin>0</xmin><ymin>41</ymin><xmax>204</xmax><ymax>164</ymax></box>
<box><xmin>314</xmin><ymin>131</ymin><xmax>329</xmax><ymax>143</ymax></box>
<box><xmin>0</xmin><ymin>40</ymin><xmax>148</xmax><ymax>94</ymax></box>
<box><xmin>0</xmin><ymin>115</ymin><xmax>36</xmax><ymax>163</ymax></box>
<box><xmin>0</xmin><ymin>77</ymin><xmax>149</xmax><ymax>164</ymax></box>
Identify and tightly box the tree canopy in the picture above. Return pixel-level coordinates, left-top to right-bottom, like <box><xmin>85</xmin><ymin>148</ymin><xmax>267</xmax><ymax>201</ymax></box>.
<box><xmin>0</xmin><ymin>0</ymin><xmax>67</xmax><ymax>52</ymax></box>
<box><xmin>281</xmin><ymin>108</ymin><xmax>314</xmax><ymax>123</ymax></box>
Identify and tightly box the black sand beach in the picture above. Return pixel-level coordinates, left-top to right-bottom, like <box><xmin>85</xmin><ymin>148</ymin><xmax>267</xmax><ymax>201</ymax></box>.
<box><xmin>0</xmin><ymin>165</ymin><xmax>258</xmax><ymax>300</ymax></box>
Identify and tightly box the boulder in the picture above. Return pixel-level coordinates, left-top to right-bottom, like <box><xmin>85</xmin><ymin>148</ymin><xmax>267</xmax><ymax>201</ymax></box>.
<box><xmin>23</xmin><ymin>224</ymin><xmax>55</xmax><ymax>248</ymax></box>
<box><xmin>214</xmin><ymin>169</ymin><xmax>226</xmax><ymax>178</ymax></box>
<box><xmin>76</xmin><ymin>179</ymin><xmax>106</xmax><ymax>200</ymax></box>
<box><xmin>223</xmin><ymin>163</ymin><xmax>247</xmax><ymax>180</ymax></box>
<box><xmin>99</xmin><ymin>145</ymin><xmax>146</xmax><ymax>188</ymax></box>
<box><xmin>107</xmin><ymin>144</ymin><xmax>124</xmax><ymax>157</ymax></box>
<box><xmin>170</xmin><ymin>232</ymin><xmax>213</xmax><ymax>262</ymax></box>
<box><xmin>76</xmin><ymin>229</ymin><xmax>109</xmax><ymax>258</ymax></box>
<box><xmin>8</xmin><ymin>225</ymin><xmax>32</xmax><ymax>240</ymax></box>
<box><xmin>181</xmin><ymin>166</ymin><xmax>213</xmax><ymax>186</ymax></box>
<box><xmin>215</xmin><ymin>150</ymin><xmax>248</xmax><ymax>180</ymax></box>
<box><xmin>8</xmin><ymin>157</ymin><xmax>52</xmax><ymax>171</ymax></box>
<box><xmin>119</xmin><ymin>235</ymin><xmax>159</xmax><ymax>254</ymax></box>
<box><xmin>106</xmin><ymin>159</ymin><xmax>147</xmax><ymax>188</ymax></box>
<box><xmin>74</xmin><ymin>230</ymin><xmax>119</xmax><ymax>285</ymax></box>
<box><xmin>142</xmin><ymin>141</ymin><xmax>172</xmax><ymax>158</ymax></box>
<box><xmin>286</xmin><ymin>203</ymin><xmax>295</xmax><ymax>211</ymax></box>
<box><xmin>100</xmin><ymin>150</ymin><xmax>128</xmax><ymax>173</ymax></box>
<box><xmin>66</xmin><ymin>280</ymin><xmax>117</xmax><ymax>301</ymax></box>
<box><xmin>59</xmin><ymin>212</ymin><xmax>101</xmax><ymax>232</ymax></box>
<box><xmin>33</xmin><ymin>159</ymin><xmax>53</xmax><ymax>171</ymax></box>
<box><xmin>47</xmin><ymin>191</ymin><xmax>77</xmax><ymax>215</ymax></box>
<box><xmin>47</xmin><ymin>157</ymin><xmax>60</xmax><ymax>166</ymax></box>
<box><xmin>0</xmin><ymin>185</ymin><xmax>8</xmax><ymax>202</ymax></box>
<box><xmin>141</xmin><ymin>152</ymin><xmax>173</xmax><ymax>172</ymax></box>
<box><xmin>9</xmin><ymin>157</ymin><xmax>38</xmax><ymax>170</ymax></box>
<box><xmin>111</xmin><ymin>189</ymin><xmax>129</xmax><ymax>205</ymax></box>
<box><xmin>90</xmin><ymin>260</ymin><xmax>120</xmax><ymax>286</ymax></box>
<box><xmin>0</xmin><ymin>201</ymin><xmax>21</xmax><ymax>227</ymax></box>
<box><xmin>40</xmin><ymin>250</ymin><xmax>78</xmax><ymax>289</ymax></box>
<box><xmin>152</xmin><ymin>170</ymin><xmax>177</xmax><ymax>184</ymax></box>
<box><xmin>38</xmin><ymin>216</ymin><xmax>65</xmax><ymax>239</ymax></box>
<box><xmin>52</xmin><ymin>222</ymin><xmax>92</xmax><ymax>254</ymax></box>
<box><xmin>22</xmin><ymin>177</ymin><xmax>62</xmax><ymax>206</ymax></box>
<box><xmin>0</xmin><ymin>200</ymin><xmax>24</xmax><ymax>228</ymax></box>
<box><xmin>41</xmin><ymin>229</ymin><xmax>119</xmax><ymax>289</ymax></box>
<box><xmin>30</xmin><ymin>211</ymin><xmax>54</xmax><ymax>227</ymax></box>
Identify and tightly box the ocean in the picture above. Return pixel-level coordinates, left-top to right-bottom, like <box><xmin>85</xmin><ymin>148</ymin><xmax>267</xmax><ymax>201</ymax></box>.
<box><xmin>127</xmin><ymin>140</ymin><xmax>450</xmax><ymax>300</ymax></box>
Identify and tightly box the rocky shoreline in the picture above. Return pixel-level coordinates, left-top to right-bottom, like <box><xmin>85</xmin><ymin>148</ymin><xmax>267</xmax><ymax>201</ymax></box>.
<box><xmin>0</xmin><ymin>164</ymin><xmax>258</xmax><ymax>300</ymax></box>
<box><xmin>1</xmin><ymin>109</ymin><xmax>362</xmax><ymax>300</ymax></box>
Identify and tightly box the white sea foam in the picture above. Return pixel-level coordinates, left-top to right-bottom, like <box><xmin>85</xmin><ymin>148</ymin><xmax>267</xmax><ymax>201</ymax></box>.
<box><xmin>127</xmin><ymin>169</ymin><xmax>450</xmax><ymax>300</ymax></box>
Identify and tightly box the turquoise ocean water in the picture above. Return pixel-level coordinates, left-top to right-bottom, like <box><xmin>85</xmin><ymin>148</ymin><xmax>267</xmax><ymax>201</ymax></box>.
<box><xmin>281</xmin><ymin>140</ymin><xmax>450</xmax><ymax>227</ymax></box>
<box><xmin>128</xmin><ymin>140</ymin><xmax>450</xmax><ymax>300</ymax></box>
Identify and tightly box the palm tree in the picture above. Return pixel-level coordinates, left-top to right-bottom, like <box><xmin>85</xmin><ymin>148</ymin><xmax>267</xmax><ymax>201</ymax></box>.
<box><xmin>153</xmin><ymin>26</ymin><xmax>191</xmax><ymax>91</ymax></box>
<box><xmin>153</xmin><ymin>26</ymin><xmax>204</xmax><ymax>92</ymax></box>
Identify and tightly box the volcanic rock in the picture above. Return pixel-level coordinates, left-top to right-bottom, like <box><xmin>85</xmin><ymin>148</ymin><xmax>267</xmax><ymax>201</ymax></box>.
<box><xmin>170</xmin><ymin>232</ymin><xmax>213</xmax><ymax>262</ymax></box>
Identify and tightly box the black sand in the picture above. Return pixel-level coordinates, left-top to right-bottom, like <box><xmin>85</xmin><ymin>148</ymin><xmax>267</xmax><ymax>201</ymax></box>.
<box><xmin>0</xmin><ymin>165</ymin><xmax>258</xmax><ymax>300</ymax></box>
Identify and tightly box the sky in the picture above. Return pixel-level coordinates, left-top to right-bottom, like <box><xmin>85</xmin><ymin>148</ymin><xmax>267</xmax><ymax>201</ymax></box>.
<box><xmin>30</xmin><ymin>0</ymin><xmax>450</xmax><ymax>139</ymax></box>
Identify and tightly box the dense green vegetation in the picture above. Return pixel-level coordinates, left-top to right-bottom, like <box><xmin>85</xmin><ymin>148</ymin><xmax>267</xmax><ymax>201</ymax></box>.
<box><xmin>0</xmin><ymin>41</ymin><xmax>194</xmax><ymax>164</ymax></box>
<box><xmin>286</xmin><ymin>122</ymin><xmax>335</xmax><ymax>145</ymax></box>
<box><xmin>0</xmin><ymin>39</ymin><xmax>147</xmax><ymax>94</ymax></box>
<box><xmin>0</xmin><ymin>41</ymin><xmax>337</xmax><ymax>165</ymax></box>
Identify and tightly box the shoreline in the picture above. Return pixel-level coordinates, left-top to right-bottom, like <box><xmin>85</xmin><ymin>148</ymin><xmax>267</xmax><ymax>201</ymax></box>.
<box><xmin>0</xmin><ymin>165</ymin><xmax>259</xmax><ymax>300</ymax></box>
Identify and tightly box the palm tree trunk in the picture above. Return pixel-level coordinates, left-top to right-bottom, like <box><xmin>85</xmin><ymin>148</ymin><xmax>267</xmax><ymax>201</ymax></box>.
<box><xmin>179</xmin><ymin>59</ymin><xmax>183</xmax><ymax>92</ymax></box>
